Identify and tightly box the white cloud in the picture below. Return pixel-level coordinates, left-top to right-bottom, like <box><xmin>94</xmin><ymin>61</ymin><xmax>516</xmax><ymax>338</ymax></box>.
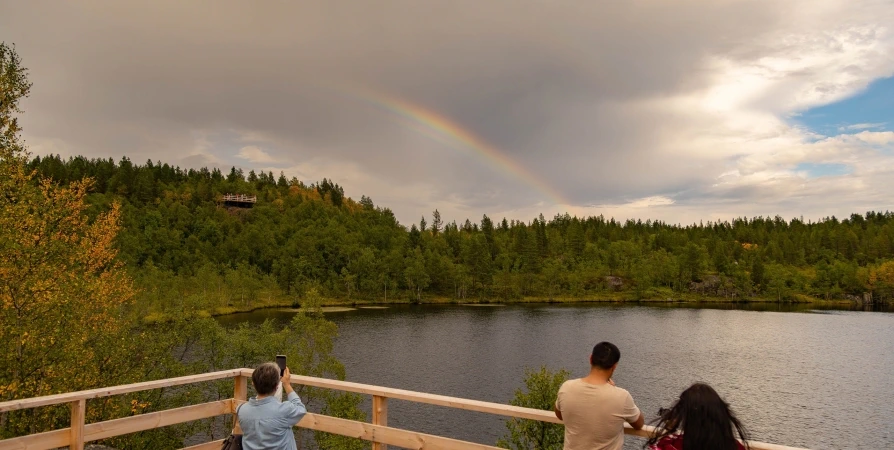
<box><xmin>182</xmin><ymin>131</ymin><xmax>221</xmax><ymax>165</ymax></box>
<box><xmin>842</xmin><ymin>122</ymin><xmax>886</xmax><ymax>131</ymax></box>
<box><xmin>234</xmin><ymin>129</ymin><xmax>281</xmax><ymax>145</ymax></box>
<box><xmin>236</xmin><ymin>146</ymin><xmax>275</xmax><ymax>164</ymax></box>
<box><xmin>26</xmin><ymin>136</ymin><xmax>73</xmax><ymax>158</ymax></box>
<box><xmin>598</xmin><ymin>196</ymin><xmax>676</xmax><ymax>209</ymax></box>
<box><xmin>850</xmin><ymin>130</ymin><xmax>894</xmax><ymax>145</ymax></box>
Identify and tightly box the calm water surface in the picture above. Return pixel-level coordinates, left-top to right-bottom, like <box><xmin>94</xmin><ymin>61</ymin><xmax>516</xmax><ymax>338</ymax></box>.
<box><xmin>219</xmin><ymin>303</ymin><xmax>894</xmax><ymax>449</ymax></box>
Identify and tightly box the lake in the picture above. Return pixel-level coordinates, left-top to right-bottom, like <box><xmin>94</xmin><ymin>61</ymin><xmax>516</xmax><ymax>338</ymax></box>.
<box><xmin>217</xmin><ymin>303</ymin><xmax>894</xmax><ymax>449</ymax></box>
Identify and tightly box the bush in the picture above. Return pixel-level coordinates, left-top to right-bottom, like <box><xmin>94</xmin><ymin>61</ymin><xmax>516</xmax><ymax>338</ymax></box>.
<box><xmin>497</xmin><ymin>366</ymin><xmax>570</xmax><ymax>450</ymax></box>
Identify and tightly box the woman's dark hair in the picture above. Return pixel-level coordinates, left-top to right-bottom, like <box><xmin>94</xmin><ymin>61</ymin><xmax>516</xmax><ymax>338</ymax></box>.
<box><xmin>646</xmin><ymin>383</ymin><xmax>749</xmax><ymax>450</ymax></box>
<box><xmin>251</xmin><ymin>362</ymin><xmax>281</xmax><ymax>396</ymax></box>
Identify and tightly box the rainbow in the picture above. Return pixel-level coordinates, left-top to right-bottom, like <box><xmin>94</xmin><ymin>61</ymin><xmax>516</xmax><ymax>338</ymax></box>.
<box><xmin>327</xmin><ymin>83</ymin><xmax>571</xmax><ymax>207</ymax></box>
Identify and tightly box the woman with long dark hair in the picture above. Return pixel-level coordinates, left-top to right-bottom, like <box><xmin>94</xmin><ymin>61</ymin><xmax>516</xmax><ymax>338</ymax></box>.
<box><xmin>646</xmin><ymin>383</ymin><xmax>749</xmax><ymax>450</ymax></box>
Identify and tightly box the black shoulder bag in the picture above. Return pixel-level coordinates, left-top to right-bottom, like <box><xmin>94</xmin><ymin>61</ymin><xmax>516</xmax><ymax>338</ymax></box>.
<box><xmin>221</xmin><ymin>403</ymin><xmax>244</xmax><ymax>450</ymax></box>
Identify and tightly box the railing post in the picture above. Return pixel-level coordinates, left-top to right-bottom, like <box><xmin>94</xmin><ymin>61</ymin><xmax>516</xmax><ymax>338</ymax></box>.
<box><xmin>372</xmin><ymin>395</ymin><xmax>388</xmax><ymax>450</ymax></box>
<box><xmin>233</xmin><ymin>375</ymin><xmax>247</xmax><ymax>432</ymax></box>
<box><xmin>70</xmin><ymin>399</ymin><xmax>85</xmax><ymax>450</ymax></box>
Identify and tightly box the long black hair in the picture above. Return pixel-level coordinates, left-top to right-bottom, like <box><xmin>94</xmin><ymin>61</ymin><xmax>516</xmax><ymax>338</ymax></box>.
<box><xmin>645</xmin><ymin>383</ymin><xmax>749</xmax><ymax>450</ymax></box>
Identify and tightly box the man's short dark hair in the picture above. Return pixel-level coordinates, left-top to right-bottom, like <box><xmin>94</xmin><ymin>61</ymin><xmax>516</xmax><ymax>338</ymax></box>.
<box><xmin>252</xmin><ymin>362</ymin><xmax>280</xmax><ymax>396</ymax></box>
<box><xmin>591</xmin><ymin>342</ymin><xmax>621</xmax><ymax>369</ymax></box>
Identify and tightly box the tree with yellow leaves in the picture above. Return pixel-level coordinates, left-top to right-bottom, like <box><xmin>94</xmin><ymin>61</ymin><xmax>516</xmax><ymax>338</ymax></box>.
<box><xmin>1</xmin><ymin>42</ymin><xmax>136</xmax><ymax>436</ymax></box>
<box><xmin>868</xmin><ymin>260</ymin><xmax>894</xmax><ymax>303</ymax></box>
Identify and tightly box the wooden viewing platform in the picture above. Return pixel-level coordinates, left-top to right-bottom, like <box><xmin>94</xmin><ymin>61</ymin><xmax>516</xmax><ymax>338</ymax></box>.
<box><xmin>0</xmin><ymin>368</ymin><xmax>811</xmax><ymax>450</ymax></box>
<box><xmin>220</xmin><ymin>194</ymin><xmax>257</xmax><ymax>208</ymax></box>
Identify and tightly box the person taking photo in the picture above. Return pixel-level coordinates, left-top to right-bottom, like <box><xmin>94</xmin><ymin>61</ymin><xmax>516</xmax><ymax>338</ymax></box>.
<box><xmin>237</xmin><ymin>362</ymin><xmax>307</xmax><ymax>450</ymax></box>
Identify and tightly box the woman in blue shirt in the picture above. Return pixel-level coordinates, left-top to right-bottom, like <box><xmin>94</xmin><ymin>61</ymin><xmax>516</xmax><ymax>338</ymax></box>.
<box><xmin>238</xmin><ymin>362</ymin><xmax>307</xmax><ymax>450</ymax></box>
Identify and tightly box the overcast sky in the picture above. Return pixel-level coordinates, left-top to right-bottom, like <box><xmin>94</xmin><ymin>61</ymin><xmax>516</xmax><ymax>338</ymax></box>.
<box><xmin>2</xmin><ymin>0</ymin><xmax>893</xmax><ymax>226</ymax></box>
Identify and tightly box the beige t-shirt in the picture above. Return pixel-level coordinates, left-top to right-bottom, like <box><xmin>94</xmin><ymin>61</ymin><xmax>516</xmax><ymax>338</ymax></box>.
<box><xmin>555</xmin><ymin>379</ymin><xmax>641</xmax><ymax>450</ymax></box>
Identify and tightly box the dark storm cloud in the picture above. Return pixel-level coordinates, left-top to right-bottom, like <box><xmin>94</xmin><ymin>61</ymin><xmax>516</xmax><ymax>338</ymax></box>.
<box><xmin>2</xmin><ymin>0</ymin><xmax>893</xmax><ymax>224</ymax></box>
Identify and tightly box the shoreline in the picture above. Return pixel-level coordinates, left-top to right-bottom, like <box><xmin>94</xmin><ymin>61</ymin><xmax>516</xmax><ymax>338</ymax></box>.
<box><xmin>142</xmin><ymin>293</ymin><xmax>857</xmax><ymax>323</ymax></box>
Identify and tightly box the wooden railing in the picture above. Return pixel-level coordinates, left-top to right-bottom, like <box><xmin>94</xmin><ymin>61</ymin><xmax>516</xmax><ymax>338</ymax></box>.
<box><xmin>0</xmin><ymin>368</ymin><xmax>811</xmax><ymax>450</ymax></box>
<box><xmin>221</xmin><ymin>194</ymin><xmax>257</xmax><ymax>203</ymax></box>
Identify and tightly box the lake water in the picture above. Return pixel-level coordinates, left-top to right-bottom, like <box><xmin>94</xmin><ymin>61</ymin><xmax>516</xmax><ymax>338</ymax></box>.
<box><xmin>218</xmin><ymin>303</ymin><xmax>894</xmax><ymax>449</ymax></box>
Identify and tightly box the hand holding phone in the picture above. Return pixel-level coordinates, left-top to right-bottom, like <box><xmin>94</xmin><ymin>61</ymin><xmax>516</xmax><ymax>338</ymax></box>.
<box><xmin>275</xmin><ymin>355</ymin><xmax>287</xmax><ymax>377</ymax></box>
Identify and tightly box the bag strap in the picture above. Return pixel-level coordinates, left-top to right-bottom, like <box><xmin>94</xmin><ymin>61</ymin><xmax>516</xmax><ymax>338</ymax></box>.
<box><xmin>232</xmin><ymin>401</ymin><xmax>245</xmax><ymax>434</ymax></box>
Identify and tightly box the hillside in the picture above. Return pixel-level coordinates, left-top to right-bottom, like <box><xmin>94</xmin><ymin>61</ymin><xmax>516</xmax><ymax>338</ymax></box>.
<box><xmin>29</xmin><ymin>154</ymin><xmax>894</xmax><ymax>315</ymax></box>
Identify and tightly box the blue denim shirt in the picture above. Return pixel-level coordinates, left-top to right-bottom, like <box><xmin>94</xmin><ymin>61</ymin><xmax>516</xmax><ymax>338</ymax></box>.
<box><xmin>238</xmin><ymin>391</ymin><xmax>307</xmax><ymax>450</ymax></box>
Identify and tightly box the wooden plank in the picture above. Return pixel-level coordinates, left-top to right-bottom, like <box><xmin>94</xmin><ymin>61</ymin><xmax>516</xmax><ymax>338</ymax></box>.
<box><xmin>232</xmin><ymin>375</ymin><xmax>247</xmax><ymax>433</ymax></box>
<box><xmin>239</xmin><ymin>370</ymin><xmax>810</xmax><ymax>450</ymax></box>
<box><xmin>181</xmin><ymin>439</ymin><xmax>225</xmax><ymax>450</ymax></box>
<box><xmin>260</xmin><ymin>371</ymin><xmax>567</xmax><ymax>424</ymax></box>
<box><xmin>297</xmin><ymin>413</ymin><xmax>502</xmax><ymax>450</ymax></box>
<box><xmin>70</xmin><ymin>399</ymin><xmax>86</xmax><ymax>450</ymax></box>
<box><xmin>82</xmin><ymin>400</ymin><xmax>230</xmax><ymax>442</ymax></box>
<box><xmin>0</xmin><ymin>369</ymin><xmax>243</xmax><ymax>413</ymax></box>
<box><xmin>372</xmin><ymin>395</ymin><xmax>388</xmax><ymax>450</ymax></box>
<box><xmin>372</xmin><ymin>395</ymin><xmax>388</xmax><ymax>425</ymax></box>
<box><xmin>0</xmin><ymin>428</ymin><xmax>70</xmax><ymax>450</ymax></box>
<box><xmin>233</xmin><ymin>376</ymin><xmax>247</xmax><ymax>403</ymax></box>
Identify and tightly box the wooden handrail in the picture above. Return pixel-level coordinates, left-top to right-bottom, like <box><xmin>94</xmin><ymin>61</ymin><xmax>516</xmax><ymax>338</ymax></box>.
<box><xmin>0</xmin><ymin>368</ymin><xmax>812</xmax><ymax>450</ymax></box>
<box><xmin>0</xmin><ymin>369</ymin><xmax>243</xmax><ymax>413</ymax></box>
<box><xmin>245</xmin><ymin>369</ymin><xmax>567</xmax><ymax>425</ymax></box>
<box><xmin>221</xmin><ymin>194</ymin><xmax>257</xmax><ymax>202</ymax></box>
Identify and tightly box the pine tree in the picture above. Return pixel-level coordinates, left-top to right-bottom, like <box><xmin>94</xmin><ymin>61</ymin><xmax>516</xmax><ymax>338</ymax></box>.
<box><xmin>431</xmin><ymin>209</ymin><xmax>443</xmax><ymax>236</ymax></box>
<box><xmin>481</xmin><ymin>214</ymin><xmax>495</xmax><ymax>255</ymax></box>
<box><xmin>751</xmin><ymin>257</ymin><xmax>765</xmax><ymax>291</ymax></box>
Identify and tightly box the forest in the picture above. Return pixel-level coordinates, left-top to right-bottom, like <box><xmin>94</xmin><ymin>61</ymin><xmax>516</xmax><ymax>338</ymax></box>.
<box><xmin>2</xmin><ymin>39</ymin><xmax>893</xmax><ymax>449</ymax></box>
<box><xmin>27</xmin><ymin>153</ymin><xmax>894</xmax><ymax>316</ymax></box>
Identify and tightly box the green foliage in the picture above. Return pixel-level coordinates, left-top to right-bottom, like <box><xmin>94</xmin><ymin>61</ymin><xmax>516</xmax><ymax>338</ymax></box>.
<box><xmin>99</xmin><ymin>286</ymin><xmax>362</xmax><ymax>448</ymax></box>
<box><xmin>25</xmin><ymin>149</ymin><xmax>894</xmax><ymax>305</ymax></box>
<box><xmin>314</xmin><ymin>391</ymin><xmax>370</xmax><ymax>450</ymax></box>
<box><xmin>1</xmin><ymin>43</ymin><xmax>140</xmax><ymax>438</ymax></box>
<box><xmin>497</xmin><ymin>366</ymin><xmax>570</xmax><ymax>450</ymax></box>
<box><xmin>0</xmin><ymin>42</ymin><xmax>32</xmax><ymax>155</ymax></box>
<box><xmin>405</xmin><ymin>247</ymin><xmax>430</xmax><ymax>303</ymax></box>
<box><xmin>869</xmin><ymin>261</ymin><xmax>894</xmax><ymax>301</ymax></box>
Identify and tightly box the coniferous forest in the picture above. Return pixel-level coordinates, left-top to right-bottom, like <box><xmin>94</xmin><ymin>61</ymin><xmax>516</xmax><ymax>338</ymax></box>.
<box><xmin>28</xmin><ymin>154</ymin><xmax>894</xmax><ymax>316</ymax></box>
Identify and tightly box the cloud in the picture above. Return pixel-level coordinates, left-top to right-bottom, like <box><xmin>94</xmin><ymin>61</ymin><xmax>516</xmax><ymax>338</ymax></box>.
<box><xmin>236</xmin><ymin>145</ymin><xmax>275</xmax><ymax>164</ymax></box>
<box><xmin>849</xmin><ymin>130</ymin><xmax>894</xmax><ymax>145</ymax></box>
<box><xmin>842</xmin><ymin>122</ymin><xmax>886</xmax><ymax>131</ymax></box>
<box><xmin>598</xmin><ymin>196</ymin><xmax>676</xmax><ymax>209</ymax></box>
<box><xmin>2</xmin><ymin>0</ymin><xmax>894</xmax><ymax>225</ymax></box>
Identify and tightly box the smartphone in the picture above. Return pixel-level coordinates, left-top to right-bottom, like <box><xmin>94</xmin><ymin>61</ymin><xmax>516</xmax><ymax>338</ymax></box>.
<box><xmin>275</xmin><ymin>355</ymin><xmax>287</xmax><ymax>377</ymax></box>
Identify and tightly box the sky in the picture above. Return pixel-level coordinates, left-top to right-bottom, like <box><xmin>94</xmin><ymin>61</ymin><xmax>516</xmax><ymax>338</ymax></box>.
<box><xmin>2</xmin><ymin>0</ymin><xmax>893</xmax><ymax>226</ymax></box>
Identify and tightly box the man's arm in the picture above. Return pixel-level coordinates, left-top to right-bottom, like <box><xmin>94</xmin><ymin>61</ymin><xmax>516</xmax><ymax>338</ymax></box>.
<box><xmin>554</xmin><ymin>386</ymin><xmax>564</xmax><ymax>421</ymax></box>
<box><xmin>622</xmin><ymin>389</ymin><xmax>644</xmax><ymax>430</ymax></box>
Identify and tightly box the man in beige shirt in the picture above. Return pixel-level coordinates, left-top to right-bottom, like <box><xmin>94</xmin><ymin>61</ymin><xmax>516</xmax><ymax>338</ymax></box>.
<box><xmin>554</xmin><ymin>342</ymin><xmax>644</xmax><ymax>450</ymax></box>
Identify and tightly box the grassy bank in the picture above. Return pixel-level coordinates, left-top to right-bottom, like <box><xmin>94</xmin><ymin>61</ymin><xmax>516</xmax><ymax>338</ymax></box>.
<box><xmin>140</xmin><ymin>290</ymin><xmax>853</xmax><ymax>324</ymax></box>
